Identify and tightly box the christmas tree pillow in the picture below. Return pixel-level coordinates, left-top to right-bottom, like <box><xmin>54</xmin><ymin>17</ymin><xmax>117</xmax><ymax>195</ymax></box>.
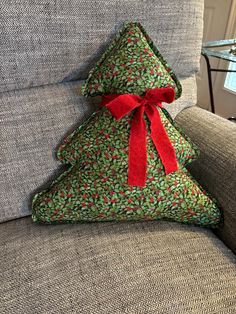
<box><xmin>31</xmin><ymin>22</ymin><xmax>222</xmax><ymax>227</ymax></box>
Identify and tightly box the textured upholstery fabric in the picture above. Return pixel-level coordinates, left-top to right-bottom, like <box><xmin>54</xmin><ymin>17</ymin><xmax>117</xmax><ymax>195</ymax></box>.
<box><xmin>0</xmin><ymin>0</ymin><xmax>203</xmax><ymax>93</ymax></box>
<box><xmin>0</xmin><ymin>81</ymin><xmax>98</xmax><ymax>222</ymax></box>
<box><xmin>164</xmin><ymin>76</ymin><xmax>197</xmax><ymax>118</ymax></box>
<box><xmin>1</xmin><ymin>218</ymin><xmax>236</xmax><ymax>314</ymax></box>
<box><xmin>0</xmin><ymin>77</ymin><xmax>195</xmax><ymax>222</ymax></box>
<box><xmin>176</xmin><ymin>106</ymin><xmax>236</xmax><ymax>254</ymax></box>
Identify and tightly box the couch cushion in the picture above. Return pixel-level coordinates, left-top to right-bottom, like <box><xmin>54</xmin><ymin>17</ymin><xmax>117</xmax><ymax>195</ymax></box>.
<box><xmin>0</xmin><ymin>0</ymin><xmax>203</xmax><ymax>93</ymax></box>
<box><xmin>0</xmin><ymin>81</ymin><xmax>98</xmax><ymax>222</ymax></box>
<box><xmin>1</xmin><ymin>218</ymin><xmax>236</xmax><ymax>314</ymax></box>
<box><xmin>163</xmin><ymin>76</ymin><xmax>197</xmax><ymax>118</ymax></box>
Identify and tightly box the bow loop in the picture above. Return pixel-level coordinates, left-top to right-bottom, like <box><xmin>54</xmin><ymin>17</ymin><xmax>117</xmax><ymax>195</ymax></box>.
<box><xmin>102</xmin><ymin>94</ymin><xmax>141</xmax><ymax>120</ymax></box>
<box><xmin>101</xmin><ymin>87</ymin><xmax>178</xmax><ymax>186</ymax></box>
<box><xmin>145</xmin><ymin>87</ymin><xmax>175</xmax><ymax>104</ymax></box>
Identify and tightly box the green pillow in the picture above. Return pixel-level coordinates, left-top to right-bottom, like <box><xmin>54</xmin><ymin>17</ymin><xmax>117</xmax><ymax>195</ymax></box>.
<box><xmin>82</xmin><ymin>22</ymin><xmax>182</xmax><ymax>98</ymax></box>
<box><xmin>32</xmin><ymin>22</ymin><xmax>222</xmax><ymax>227</ymax></box>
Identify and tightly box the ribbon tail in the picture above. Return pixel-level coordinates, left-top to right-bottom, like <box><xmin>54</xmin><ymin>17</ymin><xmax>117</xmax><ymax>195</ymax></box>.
<box><xmin>146</xmin><ymin>105</ymin><xmax>178</xmax><ymax>175</ymax></box>
<box><xmin>128</xmin><ymin>106</ymin><xmax>147</xmax><ymax>187</ymax></box>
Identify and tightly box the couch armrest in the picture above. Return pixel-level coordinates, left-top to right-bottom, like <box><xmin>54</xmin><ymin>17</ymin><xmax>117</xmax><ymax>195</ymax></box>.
<box><xmin>175</xmin><ymin>106</ymin><xmax>236</xmax><ymax>254</ymax></box>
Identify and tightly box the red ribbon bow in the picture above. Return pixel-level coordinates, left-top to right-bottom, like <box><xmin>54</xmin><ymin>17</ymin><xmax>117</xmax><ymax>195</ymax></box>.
<box><xmin>101</xmin><ymin>87</ymin><xmax>178</xmax><ymax>187</ymax></box>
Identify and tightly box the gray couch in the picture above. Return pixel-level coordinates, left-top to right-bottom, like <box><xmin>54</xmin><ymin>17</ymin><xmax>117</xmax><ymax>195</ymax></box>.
<box><xmin>1</xmin><ymin>1</ymin><xmax>236</xmax><ymax>313</ymax></box>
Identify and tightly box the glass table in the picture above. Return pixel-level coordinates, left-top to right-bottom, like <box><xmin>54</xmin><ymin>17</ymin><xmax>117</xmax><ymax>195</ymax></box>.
<box><xmin>201</xmin><ymin>39</ymin><xmax>236</xmax><ymax>119</ymax></box>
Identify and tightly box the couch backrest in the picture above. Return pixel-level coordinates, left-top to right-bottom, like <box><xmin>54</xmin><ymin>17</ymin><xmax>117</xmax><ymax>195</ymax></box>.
<box><xmin>0</xmin><ymin>0</ymin><xmax>204</xmax><ymax>93</ymax></box>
